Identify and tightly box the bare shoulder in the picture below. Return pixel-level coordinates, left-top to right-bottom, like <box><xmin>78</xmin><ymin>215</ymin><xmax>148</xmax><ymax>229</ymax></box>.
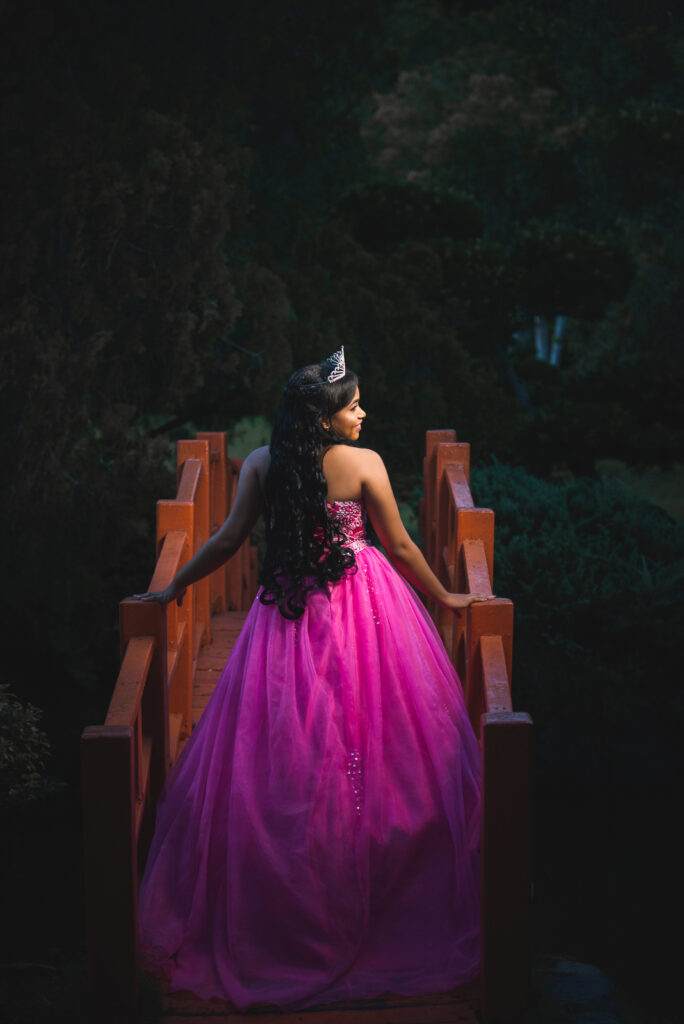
<box><xmin>323</xmin><ymin>445</ymin><xmax>389</xmax><ymax>501</ymax></box>
<box><xmin>343</xmin><ymin>446</ymin><xmax>387</xmax><ymax>481</ymax></box>
<box><xmin>244</xmin><ymin>444</ymin><xmax>271</xmax><ymax>467</ymax></box>
<box><xmin>243</xmin><ymin>445</ymin><xmax>271</xmax><ymax>485</ymax></box>
<box><xmin>324</xmin><ymin>444</ymin><xmax>383</xmax><ymax>469</ymax></box>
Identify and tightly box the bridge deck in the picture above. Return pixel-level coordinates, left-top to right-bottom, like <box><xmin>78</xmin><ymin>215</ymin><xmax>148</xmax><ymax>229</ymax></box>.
<box><xmin>170</xmin><ymin>607</ymin><xmax>481</xmax><ymax>1023</ymax></box>
<box><xmin>161</xmin><ymin>978</ymin><xmax>480</xmax><ymax>1022</ymax></box>
<box><xmin>181</xmin><ymin>610</ymin><xmax>250</xmax><ymax>742</ymax></box>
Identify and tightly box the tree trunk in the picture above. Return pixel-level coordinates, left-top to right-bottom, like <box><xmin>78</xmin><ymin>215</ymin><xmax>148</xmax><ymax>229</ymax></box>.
<box><xmin>533</xmin><ymin>315</ymin><xmax>550</xmax><ymax>361</ymax></box>
<box><xmin>549</xmin><ymin>315</ymin><xmax>565</xmax><ymax>367</ymax></box>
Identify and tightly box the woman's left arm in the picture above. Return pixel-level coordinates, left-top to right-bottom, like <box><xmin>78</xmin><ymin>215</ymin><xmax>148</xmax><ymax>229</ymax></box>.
<box><xmin>132</xmin><ymin>446</ymin><xmax>268</xmax><ymax>604</ymax></box>
<box><xmin>361</xmin><ymin>450</ymin><xmax>494</xmax><ymax>610</ymax></box>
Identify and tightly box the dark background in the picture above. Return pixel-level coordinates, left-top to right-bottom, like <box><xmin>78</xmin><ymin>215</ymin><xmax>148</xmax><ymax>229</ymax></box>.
<box><xmin>2</xmin><ymin>1</ymin><xmax>683</xmax><ymax>1019</ymax></box>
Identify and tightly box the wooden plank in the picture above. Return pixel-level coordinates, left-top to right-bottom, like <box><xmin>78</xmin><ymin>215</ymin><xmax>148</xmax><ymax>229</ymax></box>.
<box><xmin>208</xmin><ymin>645</ymin><xmax>238</xmax><ymax>661</ymax></box>
<box><xmin>189</xmin><ymin>606</ymin><xmax>251</xmax><ymax>728</ymax></box>
<box><xmin>169</xmin><ymin>604</ymin><xmax>192</xmax><ymax>740</ymax></box>
<box><xmin>192</xmin><ymin>694</ymin><xmax>216</xmax><ymax>706</ymax></box>
<box><xmin>436</xmin><ymin>442</ymin><xmax>470</xmax><ymax>493</ymax></box>
<box><xmin>169</xmin><ymin>712</ymin><xmax>183</xmax><ymax>763</ymax></box>
<box><xmin>179</xmin><ymin>442</ymin><xmax>212</xmax><ymax>645</ymax></box>
<box><xmin>176</xmin><ymin>456</ymin><xmax>202</xmax><ymax>503</ymax></box>
<box><xmin>211</xmin><ymin>611</ymin><xmax>249</xmax><ymax>628</ymax></box>
<box><xmin>197</xmin><ymin>431</ymin><xmax>229</xmax><ymax>614</ymax></box>
<box><xmin>193</xmin><ymin>674</ymin><xmax>222</xmax><ymax>689</ymax></box>
<box><xmin>167</xmin><ymin>617</ymin><xmax>186</xmax><ymax>684</ymax></box>
<box><xmin>435</xmin><ymin>444</ymin><xmax>471</xmax><ymax>586</ymax></box>
<box><xmin>455</xmin><ymin>509</ymin><xmax>494</xmax><ymax>593</ymax></box>
<box><xmin>196</xmin><ymin>664</ymin><xmax>222</xmax><ymax>679</ymax></box>
<box><xmin>162</xmin><ymin>982</ymin><xmax>480</xmax><ymax>1022</ymax></box>
<box><xmin>156</xmin><ymin>502</ymin><xmax>194</xmax><ymax>554</ymax></box>
<box><xmin>167</xmin><ymin>644</ymin><xmax>178</xmax><ymax>687</ymax></box>
<box><xmin>424</xmin><ymin>431</ymin><xmax>457</xmax><ymax>569</ymax></box>
<box><xmin>480</xmin><ymin>635</ymin><xmax>512</xmax><ymax>713</ymax></box>
<box><xmin>193</xmin><ymin>688</ymin><xmax>221</xmax><ymax>699</ymax></box>
<box><xmin>425</xmin><ymin>429</ymin><xmax>458</xmax><ymax>460</ymax></box>
<box><xmin>205</xmin><ymin>633</ymin><xmax>240</xmax><ymax>649</ymax></box>
<box><xmin>197</xmin><ymin>650</ymin><xmax>234</xmax><ymax>668</ymax></box>
<box><xmin>135</xmin><ymin>735</ymin><xmax>153</xmax><ymax>838</ymax></box>
<box><xmin>462</xmin><ymin>539</ymin><xmax>492</xmax><ymax>595</ymax></box>
<box><xmin>445</xmin><ymin>463</ymin><xmax>474</xmax><ymax>510</ymax></box>
<box><xmin>162</xmin><ymin>1007</ymin><xmax>473</xmax><ymax>1023</ymax></box>
<box><xmin>193</xmin><ymin>619</ymin><xmax>205</xmax><ymax>664</ymax></box>
<box><xmin>464</xmin><ymin>600</ymin><xmax>514</xmax><ymax>732</ymax></box>
<box><xmin>105</xmin><ymin>636</ymin><xmax>154</xmax><ymax>727</ymax></box>
<box><xmin>150</xmin><ymin>529</ymin><xmax>188</xmax><ymax>591</ymax></box>
<box><xmin>119</xmin><ymin>598</ymin><xmax>169</xmax><ymax>816</ymax></box>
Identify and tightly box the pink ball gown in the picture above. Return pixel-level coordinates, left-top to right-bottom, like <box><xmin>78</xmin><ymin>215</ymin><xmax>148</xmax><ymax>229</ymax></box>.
<box><xmin>138</xmin><ymin>499</ymin><xmax>481</xmax><ymax>1010</ymax></box>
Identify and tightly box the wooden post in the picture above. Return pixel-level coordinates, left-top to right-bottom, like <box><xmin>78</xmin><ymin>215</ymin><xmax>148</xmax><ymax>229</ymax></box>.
<box><xmin>423</xmin><ymin>430</ymin><xmax>457</xmax><ymax>570</ymax></box>
<box><xmin>197</xmin><ymin>431</ymin><xmax>229</xmax><ymax>614</ymax></box>
<box><xmin>156</xmin><ymin>498</ymin><xmax>193</xmax><ymax>743</ymax></box>
<box><xmin>456</xmin><ymin>508</ymin><xmax>494</xmax><ymax>593</ymax></box>
<box><xmin>119</xmin><ymin>599</ymin><xmax>169</xmax><ymax>806</ymax></box>
<box><xmin>466</xmin><ymin>599</ymin><xmax>513</xmax><ymax>733</ymax></box>
<box><xmin>177</xmin><ymin>439</ymin><xmax>212</xmax><ymax>646</ymax></box>
<box><xmin>81</xmin><ymin>725</ymin><xmax>138</xmax><ymax>1023</ymax></box>
<box><xmin>434</xmin><ymin>443</ymin><xmax>471</xmax><ymax>646</ymax></box>
<box><xmin>436</xmin><ymin>444</ymin><xmax>471</xmax><ymax>585</ymax></box>
<box><xmin>480</xmin><ymin>711</ymin><xmax>533</xmax><ymax>1023</ymax></box>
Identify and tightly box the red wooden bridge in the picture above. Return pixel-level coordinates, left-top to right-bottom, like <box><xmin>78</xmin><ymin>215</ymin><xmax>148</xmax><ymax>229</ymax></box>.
<box><xmin>81</xmin><ymin>429</ymin><xmax>532</xmax><ymax>1023</ymax></box>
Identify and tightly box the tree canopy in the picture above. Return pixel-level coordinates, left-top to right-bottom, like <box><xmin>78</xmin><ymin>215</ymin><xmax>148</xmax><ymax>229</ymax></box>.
<box><xmin>1</xmin><ymin>0</ymin><xmax>683</xmax><ymax>784</ymax></box>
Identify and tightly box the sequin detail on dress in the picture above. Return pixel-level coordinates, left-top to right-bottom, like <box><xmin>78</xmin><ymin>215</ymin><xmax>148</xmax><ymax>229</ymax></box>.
<box><xmin>346</xmin><ymin>748</ymin><xmax>364</xmax><ymax>815</ymax></box>
<box><xmin>327</xmin><ymin>499</ymin><xmax>371</xmax><ymax>554</ymax></box>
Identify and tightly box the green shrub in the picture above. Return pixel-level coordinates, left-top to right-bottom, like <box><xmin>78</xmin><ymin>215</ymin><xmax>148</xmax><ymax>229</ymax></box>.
<box><xmin>0</xmin><ymin>684</ymin><xmax>53</xmax><ymax>805</ymax></box>
<box><xmin>471</xmin><ymin>460</ymin><xmax>684</xmax><ymax>792</ymax></box>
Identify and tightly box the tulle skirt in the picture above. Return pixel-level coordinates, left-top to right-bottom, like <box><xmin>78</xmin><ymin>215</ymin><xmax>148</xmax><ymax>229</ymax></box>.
<box><xmin>138</xmin><ymin>546</ymin><xmax>481</xmax><ymax>1010</ymax></box>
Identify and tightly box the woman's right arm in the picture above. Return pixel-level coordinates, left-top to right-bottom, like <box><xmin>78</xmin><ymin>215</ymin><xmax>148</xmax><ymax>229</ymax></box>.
<box><xmin>361</xmin><ymin>450</ymin><xmax>494</xmax><ymax>611</ymax></box>
<box><xmin>132</xmin><ymin>446</ymin><xmax>268</xmax><ymax>604</ymax></box>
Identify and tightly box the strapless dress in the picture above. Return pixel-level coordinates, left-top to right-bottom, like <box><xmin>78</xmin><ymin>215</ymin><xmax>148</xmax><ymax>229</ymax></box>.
<box><xmin>138</xmin><ymin>498</ymin><xmax>481</xmax><ymax>1010</ymax></box>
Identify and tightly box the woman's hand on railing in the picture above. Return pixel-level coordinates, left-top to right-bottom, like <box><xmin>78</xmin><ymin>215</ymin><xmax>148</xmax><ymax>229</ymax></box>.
<box><xmin>131</xmin><ymin>583</ymin><xmax>187</xmax><ymax>606</ymax></box>
<box><xmin>440</xmin><ymin>592</ymin><xmax>496</xmax><ymax>616</ymax></box>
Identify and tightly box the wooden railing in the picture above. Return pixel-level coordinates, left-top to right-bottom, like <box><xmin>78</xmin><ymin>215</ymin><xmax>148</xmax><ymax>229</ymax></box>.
<box><xmin>80</xmin><ymin>432</ymin><xmax>257</xmax><ymax>1022</ymax></box>
<box><xmin>420</xmin><ymin>429</ymin><xmax>532</xmax><ymax>1023</ymax></box>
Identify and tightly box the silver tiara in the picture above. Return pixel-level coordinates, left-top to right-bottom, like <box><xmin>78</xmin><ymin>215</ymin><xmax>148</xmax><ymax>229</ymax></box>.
<box><xmin>326</xmin><ymin>345</ymin><xmax>345</xmax><ymax>383</ymax></box>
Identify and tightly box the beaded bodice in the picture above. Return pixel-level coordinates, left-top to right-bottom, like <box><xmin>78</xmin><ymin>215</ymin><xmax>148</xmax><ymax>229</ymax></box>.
<box><xmin>327</xmin><ymin>499</ymin><xmax>371</xmax><ymax>554</ymax></box>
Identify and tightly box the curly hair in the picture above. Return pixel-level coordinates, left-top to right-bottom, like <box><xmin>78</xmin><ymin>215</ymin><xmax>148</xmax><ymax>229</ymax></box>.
<box><xmin>259</xmin><ymin>357</ymin><xmax>360</xmax><ymax>619</ymax></box>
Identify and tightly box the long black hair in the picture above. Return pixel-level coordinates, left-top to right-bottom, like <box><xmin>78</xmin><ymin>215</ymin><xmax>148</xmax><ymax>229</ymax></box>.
<box><xmin>259</xmin><ymin>356</ymin><xmax>360</xmax><ymax>619</ymax></box>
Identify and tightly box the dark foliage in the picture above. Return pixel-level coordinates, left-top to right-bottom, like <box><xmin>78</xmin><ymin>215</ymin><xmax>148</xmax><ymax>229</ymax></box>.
<box><xmin>472</xmin><ymin>458</ymin><xmax>684</xmax><ymax>792</ymax></box>
<box><xmin>0</xmin><ymin>685</ymin><xmax>54</xmax><ymax>805</ymax></box>
<box><xmin>337</xmin><ymin>181</ymin><xmax>483</xmax><ymax>251</ymax></box>
<box><xmin>1</xmin><ymin>0</ymin><xmax>682</xmax><ymax>798</ymax></box>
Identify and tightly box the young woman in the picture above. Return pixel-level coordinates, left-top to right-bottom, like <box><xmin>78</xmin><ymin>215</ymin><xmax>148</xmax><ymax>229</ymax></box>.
<box><xmin>133</xmin><ymin>348</ymin><xmax>494</xmax><ymax>1011</ymax></box>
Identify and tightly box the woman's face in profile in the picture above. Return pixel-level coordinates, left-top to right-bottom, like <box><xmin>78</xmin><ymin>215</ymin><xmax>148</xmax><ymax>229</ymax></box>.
<box><xmin>330</xmin><ymin>387</ymin><xmax>366</xmax><ymax>440</ymax></box>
